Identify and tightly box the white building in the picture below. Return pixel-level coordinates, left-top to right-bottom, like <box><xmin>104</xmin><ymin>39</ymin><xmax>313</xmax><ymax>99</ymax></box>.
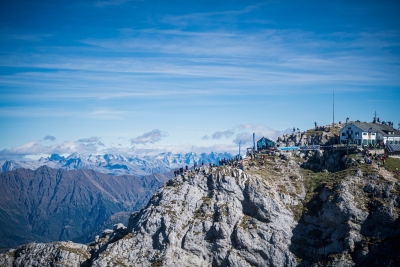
<box><xmin>339</xmin><ymin>121</ymin><xmax>400</xmax><ymax>146</ymax></box>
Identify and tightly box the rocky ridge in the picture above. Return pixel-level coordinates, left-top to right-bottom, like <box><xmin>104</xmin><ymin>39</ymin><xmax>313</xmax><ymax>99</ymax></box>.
<box><xmin>1</xmin><ymin>151</ymin><xmax>399</xmax><ymax>266</ymax></box>
<box><xmin>276</xmin><ymin>128</ymin><xmax>334</xmax><ymax>148</ymax></box>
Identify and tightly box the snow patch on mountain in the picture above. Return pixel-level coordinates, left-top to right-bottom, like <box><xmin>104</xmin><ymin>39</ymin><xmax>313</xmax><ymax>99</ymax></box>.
<box><xmin>1</xmin><ymin>152</ymin><xmax>233</xmax><ymax>176</ymax></box>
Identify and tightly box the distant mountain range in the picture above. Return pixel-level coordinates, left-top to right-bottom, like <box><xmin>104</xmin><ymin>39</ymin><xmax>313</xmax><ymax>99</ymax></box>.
<box><xmin>1</xmin><ymin>152</ymin><xmax>233</xmax><ymax>176</ymax></box>
<box><xmin>0</xmin><ymin>166</ymin><xmax>171</xmax><ymax>248</ymax></box>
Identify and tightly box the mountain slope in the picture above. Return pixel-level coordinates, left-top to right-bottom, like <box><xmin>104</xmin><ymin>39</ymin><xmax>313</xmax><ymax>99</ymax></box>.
<box><xmin>0</xmin><ymin>166</ymin><xmax>171</xmax><ymax>248</ymax></box>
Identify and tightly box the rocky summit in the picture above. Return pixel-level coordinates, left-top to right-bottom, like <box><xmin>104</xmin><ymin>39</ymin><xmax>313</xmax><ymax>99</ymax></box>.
<box><xmin>1</xmin><ymin>151</ymin><xmax>400</xmax><ymax>267</ymax></box>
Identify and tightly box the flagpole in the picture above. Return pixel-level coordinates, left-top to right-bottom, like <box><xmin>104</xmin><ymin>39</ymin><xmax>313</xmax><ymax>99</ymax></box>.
<box><xmin>333</xmin><ymin>90</ymin><xmax>334</xmax><ymax>129</ymax></box>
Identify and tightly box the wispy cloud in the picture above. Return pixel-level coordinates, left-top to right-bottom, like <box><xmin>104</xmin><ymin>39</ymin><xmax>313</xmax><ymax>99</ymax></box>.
<box><xmin>202</xmin><ymin>124</ymin><xmax>291</xmax><ymax>147</ymax></box>
<box><xmin>43</xmin><ymin>135</ymin><xmax>56</xmax><ymax>141</ymax></box>
<box><xmin>106</xmin><ymin>142</ymin><xmax>239</xmax><ymax>156</ymax></box>
<box><xmin>230</xmin><ymin>124</ymin><xmax>292</xmax><ymax>146</ymax></box>
<box><xmin>0</xmin><ymin>140</ymin><xmax>101</xmax><ymax>160</ymax></box>
<box><xmin>77</xmin><ymin>137</ymin><xmax>101</xmax><ymax>143</ymax></box>
<box><xmin>0</xmin><ymin>107</ymin><xmax>127</xmax><ymax>120</ymax></box>
<box><xmin>2</xmin><ymin>26</ymin><xmax>399</xmax><ymax>104</ymax></box>
<box><xmin>203</xmin><ymin>129</ymin><xmax>235</xmax><ymax>140</ymax></box>
<box><xmin>130</xmin><ymin>129</ymin><xmax>168</xmax><ymax>145</ymax></box>
<box><xmin>161</xmin><ymin>3</ymin><xmax>265</xmax><ymax>26</ymax></box>
<box><xmin>87</xmin><ymin>109</ymin><xmax>126</xmax><ymax>120</ymax></box>
<box><xmin>98</xmin><ymin>141</ymin><xmax>105</xmax><ymax>147</ymax></box>
<box><xmin>0</xmin><ymin>107</ymin><xmax>80</xmax><ymax>118</ymax></box>
<box><xmin>0</xmin><ymin>137</ymin><xmax>240</xmax><ymax>160</ymax></box>
<box><xmin>96</xmin><ymin>0</ymin><xmax>131</xmax><ymax>8</ymax></box>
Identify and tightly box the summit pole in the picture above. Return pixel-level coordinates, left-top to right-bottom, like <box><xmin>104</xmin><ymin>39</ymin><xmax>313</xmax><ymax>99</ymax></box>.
<box><xmin>333</xmin><ymin>90</ymin><xmax>334</xmax><ymax>129</ymax></box>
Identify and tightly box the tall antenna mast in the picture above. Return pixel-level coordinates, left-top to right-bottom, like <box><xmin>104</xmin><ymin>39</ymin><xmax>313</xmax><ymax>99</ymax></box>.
<box><xmin>333</xmin><ymin>90</ymin><xmax>334</xmax><ymax>128</ymax></box>
<box><xmin>253</xmin><ymin>132</ymin><xmax>256</xmax><ymax>151</ymax></box>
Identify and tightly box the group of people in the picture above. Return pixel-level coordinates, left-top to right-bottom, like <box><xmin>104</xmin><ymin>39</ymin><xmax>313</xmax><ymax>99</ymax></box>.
<box><xmin>220</xmin><ymin>156</ymin><xmax>245</xmax><ymax>170</ymax></box>
<box><xmin>172</xmin><ymin>156</ymin><xmax>246</xmax><ymax>177</ymax></box>
<box><xmin>293</xmin><ymin>127</ymin><xmax>301</xmax><ymax>133</ymax></box>
<box><xmin>376</xmin><ymin>154</ymin><xmax>388</xmax><ymax>170</ymax></box>
<box><xmin>218</xmin><ymin>156</ymin><xmax>242</xmax><ymax>166</ymax></box>
<box><xmin>172</xmin><ymin>161</ymin><xmax>211</xmax><ymax>177</ymax></box>
<box><xmin>364</xmin><ymin>142</ymin><xmax>385</xmax><ymax>149</ymax></box>
<box><xmin>364</xmin><ymin>150</ymin><xmax>388</xmax><ymax>170</ymax></box>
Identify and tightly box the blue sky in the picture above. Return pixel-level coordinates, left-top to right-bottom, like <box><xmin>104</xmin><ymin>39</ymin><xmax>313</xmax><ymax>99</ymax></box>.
<box><xmin>0</xmin><ymin>0</ymin><xmax>399</xmax><ymax>160</ymax></box>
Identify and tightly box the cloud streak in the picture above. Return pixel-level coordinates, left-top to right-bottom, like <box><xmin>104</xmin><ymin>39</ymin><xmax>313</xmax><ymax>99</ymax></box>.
<box><xmin>43</xmin><ymin>135</ymin><xmax>56</xmax><ymax>141</ymax></box>
<box><xmin>0</xmin><ymin>140</ymin><xmax>101</xmax><ymax>160</ymax></box>
<box><xmin>203</xmin><ymin>129</ymin><xmax>235</xmax><ymax>140</ymax></box>
<box><xmin>77</xmin><ymin>137</ymin><xmax>101</xmax><ymax>143</ymax></box>
<box><xmin>0</xmin><ymin>137</ymin><xmax>239</xmax><ymax>161</ymax></box>
<box><xmin>202</xmin><ymin>124</ymin><xmax>292</xmax><ymax>147</ymax></box>
<box><xmin>96</xmin><ymin>0</ymin><xmax>131</xmax><ymax>7</ymax></box>
<box><xmin>130</xmin><ymin>129</ymin><xmax>168</xmax><ymax>145</ymax></box>
<box><xmin>2</xmin><ymin>27</ymin><xmax>398</xmax><ymax>104</ymax></box>
<box><xmin>232</xmin><ymin>124</ymin><xmax>291</xmax><ymax>146</ymax></box>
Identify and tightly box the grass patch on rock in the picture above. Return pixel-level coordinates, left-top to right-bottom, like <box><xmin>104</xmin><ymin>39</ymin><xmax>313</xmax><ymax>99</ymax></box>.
<box><xmin>385</xmin><ymin>157</ymin><xmax>400</xmax><ymax>179</ymax></box>
<box><xmin>300</xmin><ymin>169</ymin><xmax>335</xmax><ymax>204</ymax></box>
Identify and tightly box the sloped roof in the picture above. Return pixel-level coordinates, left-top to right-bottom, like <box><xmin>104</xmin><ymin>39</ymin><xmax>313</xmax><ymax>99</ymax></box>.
<box><xmin>257</xmin><ymin>136</ymin><xmax>276</xmax><ymax>143</ymax></box>
<box><xmin>343</xmin><ymin>122</ymin><xmax>400</xmax><ymax>137</ymax></box>
<box><xmin>387</xmin><ymin>144</ymin><xmax>400</xmax><ymax>152</ymax></box>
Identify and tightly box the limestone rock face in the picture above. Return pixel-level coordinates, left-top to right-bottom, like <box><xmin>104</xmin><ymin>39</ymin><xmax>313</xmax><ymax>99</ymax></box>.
<box><xmin>90</xmin><ymin>165</ymin><xmax>299</xmax><ymax>267</ymax></box>
<box><xmin>302</xmin><ymin>149</ymin><xmax>346</xmax><ymax>172</ymax></box>
<box><xmin>291</xmin><ymin>174</ymin><xmax>400</xmax><ymax>267</ymax></box>
<box><xmin>276</xmin><ymin>128</ymin><xmax>333</xmax><ymax>148</ymax></box>
<box><xmin>0</xmin><ymin>242</ymin><xmax>90</xmax><ymax>267</ymax></box>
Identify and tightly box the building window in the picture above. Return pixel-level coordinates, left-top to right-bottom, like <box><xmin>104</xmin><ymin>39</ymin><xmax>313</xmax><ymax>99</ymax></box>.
<box><xmin>342</xmin><ymin>133</ymin><xmax>345</xmax><ymax>136</ymax></box>
<box><xmin>355</xmin><ymin>132</ymin><xmax>359</xmax><ymax>137</ymax></box>
<box><xmin>363</xmin><ymin>133</ymin><xmax>367</xmax><ymax>135</ymax></box>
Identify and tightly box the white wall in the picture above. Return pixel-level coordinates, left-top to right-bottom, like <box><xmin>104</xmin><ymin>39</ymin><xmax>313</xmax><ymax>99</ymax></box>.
<box><xmin>339</xmin><ymin>124</ymin><xmax>372</xmax><ymax>145</ymax></box>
